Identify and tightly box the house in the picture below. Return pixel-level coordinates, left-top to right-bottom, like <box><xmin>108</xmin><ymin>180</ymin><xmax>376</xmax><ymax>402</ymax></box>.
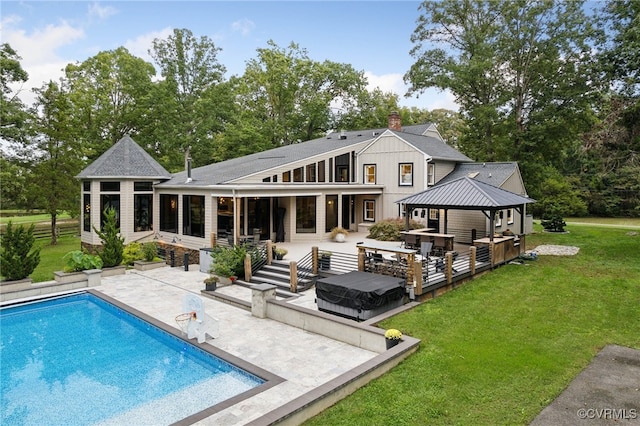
<box><xmin>77</xmin><ymin>112</ymin><xmax>532</xmax><ymax>257</ymax></box>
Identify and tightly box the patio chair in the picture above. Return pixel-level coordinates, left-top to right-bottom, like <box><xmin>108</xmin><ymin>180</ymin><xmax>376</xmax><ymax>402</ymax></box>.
<box><xmin>183</xmin><ymin>294</ymin><xmax>219</xmax><ymax>343</ymax></box>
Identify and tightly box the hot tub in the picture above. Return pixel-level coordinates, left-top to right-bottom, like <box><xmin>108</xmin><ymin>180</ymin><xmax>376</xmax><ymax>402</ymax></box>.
<box><xmin>315</xmin><ymin>271</ymin><xmax>406</xmax><ymax>321</ymax></box>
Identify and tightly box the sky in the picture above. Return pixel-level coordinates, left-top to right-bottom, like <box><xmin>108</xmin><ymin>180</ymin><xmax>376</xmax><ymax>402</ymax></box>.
<box><xmin>1</xmin><ymin>1</ymin><xmax>459</xmax><ymax>111</ymax></box>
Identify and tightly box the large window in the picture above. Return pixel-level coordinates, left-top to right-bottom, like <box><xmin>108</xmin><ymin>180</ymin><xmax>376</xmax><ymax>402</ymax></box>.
<box><xmin>399</xmin><ymin>163</ymin><xmax>413</xmax><ymax>186</ymax></box>
<box><xmin>364</xmin><ymin>200</ymin><xmax>375</xmax><ymax>221</ymax></box>
<box><xmin>325</xmin><ymin>195</ymin><xmax>338</xmax><ymax>232</ymax></box>
<box><xmin>159</xmin><ymin>194</ymin><xmax>178</xmax><ymax>233</ymax></box>
<box><xmin>83</xmin><ymin>194</ymin><xmax>91</xmax><ymax>232</ymax></box>
<box><xmin>335</xmin><ymin>153</ymin><xmax>349</xmax><ymax>182</ymax></box>
<box><xmin>293</xmin><ymin>167</ymin><xmax>303</xmax><ymax>182</ymax></box>
<box><xmin>134</xmin><ymin>181</ymin><xmax>153</xmax><ymax>232</ymax></box>
<box><xmin>306</xmin><ymin>164</ymin><xmax>316</xmax><ymax>182</ymax></box>
<box><xmin>364</xmin><ymin>165</ymin><xmax>376</xmax><ymax>184</ymax></box>
<box><xmin>318</xmin><ymin>161</ymin><xmax>325</xmax><ymax>182</ymax></box>
<box><xmin>100</xmin><ymin>195</ymin><xmax>120</xmax><ymax>228</ymax></box>
<box><xmin>183</xmin><ymin>195</ymin><xmax>205</xmax><ymax>237</ymax></box>
<box><xmin>296</xmin><ymin>196</ymin><xmax>316</xmax><ymax>233</ymax></box>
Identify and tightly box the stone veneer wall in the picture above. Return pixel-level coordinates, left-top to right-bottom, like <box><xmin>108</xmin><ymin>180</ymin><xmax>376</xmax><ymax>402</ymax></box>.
<box><xmin>81</xmin><ymin>242</ymin><xmax>199</xmax><ymax>268</ymax></box>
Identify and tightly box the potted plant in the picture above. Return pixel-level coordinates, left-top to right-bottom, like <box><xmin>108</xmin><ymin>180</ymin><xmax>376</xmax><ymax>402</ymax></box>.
<box><xmin>384</xmin><ymin>328</ymin><xmax>403</xmax><ymax>349</ymax></box>
<box><xmin>329</xmin><ymin>226</ymin><xmax>349</xmax><ymax>243</ymax></box>
<box><xmin>210</xmin><ymin>245</ymin><xmax>245</xmax><ymax>285</ymax></box>
<box><xmin>204</xmin><ymin>275</ymin><xmax>219</xmax><ymax>291</ymax></box>
<box><xmin>274</xmin><ymin>247</ymin><xmax>288</xmax><ymax>260</ymax></box>
<box><xmin>56</xmin><ymin>250</ymin><xmax>103</xmax><ymax>284</ymax></box>
<box><xmin>319</xmin><ymin>251</ymin><xmax>332</xmax><ymax>270</ymax></box>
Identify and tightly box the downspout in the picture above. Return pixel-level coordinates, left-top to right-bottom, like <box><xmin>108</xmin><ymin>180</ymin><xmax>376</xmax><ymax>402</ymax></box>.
<box><xmin>232</xmin><ymin>189</ymin><xmax>237</xmax><ymax>246</ymax></box>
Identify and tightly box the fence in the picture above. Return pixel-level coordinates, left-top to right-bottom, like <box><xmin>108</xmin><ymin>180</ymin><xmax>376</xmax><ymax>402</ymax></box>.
<box><xmin>0</xmin><ymin>222</ymin><xmax>79</xmax><ymax>240</ymax></box>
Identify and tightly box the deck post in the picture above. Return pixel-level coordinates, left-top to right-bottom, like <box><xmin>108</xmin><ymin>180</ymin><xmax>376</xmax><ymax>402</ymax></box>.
<box><xmin>469</xmin><ymin>246</ymin><xmax>477</xmax><ymax>276</ymax></box>
<box><xmin>413</xmin><ymin>260</ymin><xmax>423</xmax><ymax>296</ymax></box>
<box><xmin>290</xmin><ymin>261</ymin><xmax>298</xmax><ymax>293</ymax></box>
<box><xmin>445</xmin><ymin>252</ymin><xmax>453</xmax><ymax>285</ymax></box>
<box><xmin>244</xmin><ymin>253</ymin><xmax>252</xmax><ymax>282</ymax></box>
<box><xmin>312</xmin><ymin>246</ymin><xmax>319</xmax><ymax>275</ymax></box>
<box><xmin>266</xmin><ymin>240</ymin><xmax>274</xmax><ymax>265</ymax></box>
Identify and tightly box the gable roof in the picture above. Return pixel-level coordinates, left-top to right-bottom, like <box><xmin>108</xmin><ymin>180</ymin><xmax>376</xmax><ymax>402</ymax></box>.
<box><xmin>395</xmin><ymin>176</ymin><xmax>535</xmax><ymax>210</ymax></box>
<box><xmin>77</xmin><ymin>134</ymin><xmax>171</xmax><ymax>179</ymax></box>
<box><xmin>158</xmin><ymin>125</ymin><xmax>472</xmax><ymax>188</ymax></box>
<box><xmin>437</xmin><ymin>162</ymin><xmax>520</xmax><ymax>187</ymax></box>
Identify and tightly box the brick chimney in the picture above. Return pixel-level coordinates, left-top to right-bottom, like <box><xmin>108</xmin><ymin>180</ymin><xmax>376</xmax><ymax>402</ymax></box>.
<box><xmin>388</xmin><ymin>111</ymin><xmax>401</xmax><ymax>130</ymax></box>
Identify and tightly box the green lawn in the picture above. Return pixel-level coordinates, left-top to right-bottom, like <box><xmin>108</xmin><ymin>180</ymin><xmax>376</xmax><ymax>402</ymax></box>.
<box><xmin>0</xmin><ymin>212</ymin><xmax>72</xmax><ymax>225</ymax></box>
<box><xmin>30</xmin><ymin>235</ymin><xmax>82</xmax><ymax>282</ymax></box>
<box><xmin>305</xmin><ymin>224</ymin><xmax>640</xmax><ymax>425</ymax></box>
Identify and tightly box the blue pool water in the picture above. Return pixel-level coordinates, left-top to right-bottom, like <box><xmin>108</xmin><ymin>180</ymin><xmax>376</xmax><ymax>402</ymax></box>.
<box><xmin>0</xmin><ymin>292</ymin><xmax>264</xmax><ymax>425</ymax></box>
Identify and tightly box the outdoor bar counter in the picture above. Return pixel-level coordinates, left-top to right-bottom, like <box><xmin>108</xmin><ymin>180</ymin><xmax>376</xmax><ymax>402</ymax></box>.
<box><xmin>473</xmin><ymin>235</ymin><xmax>522</xmax><ymax>265</ymax></box>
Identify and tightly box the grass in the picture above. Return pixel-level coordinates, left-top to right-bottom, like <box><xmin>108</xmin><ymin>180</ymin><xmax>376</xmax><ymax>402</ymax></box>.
<box><xmin>30</xmin><ymin>236</ymin><xmax>82</xmax><ymax>282</ymax></box>
<box><xmin>0</xmin><ymin>212</ymin><xmax>72</xmax><ymax>225</ymax></box>
<box><xmin>304</xmin><ymin>224</ymin><xmax>640</xmax><ymax>425</ymax></box>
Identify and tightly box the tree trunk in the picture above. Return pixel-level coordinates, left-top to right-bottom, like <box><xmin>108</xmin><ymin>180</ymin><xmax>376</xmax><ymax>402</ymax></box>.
<box><xmin>50</xmin><ymin>213</ymin><xmax>57</xmax><ymax>245</ymax></box>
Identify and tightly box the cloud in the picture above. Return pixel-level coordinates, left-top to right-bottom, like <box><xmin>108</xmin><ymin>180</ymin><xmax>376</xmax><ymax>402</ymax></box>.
<box><xmin>231</xmin><ymin>18</ymin><xmax>255</xmax><ymax>36</ymax></box>
<box><xmin>124</xmin><ymin>27</ymin><xmax>174</xmax><ymax>63</ymax></box>
<box><xmin>365</xmin><ymin>71</ymin><xmax>459</xmax><ymax>111</ymax></box>
<box><xmin>2</xmin><ymin>16</ymin><xmax>85</xmax><ymax>106</ymax></box>
<box><xmin>87</xmin><ymin>2</ymin><xmax>117</xmax><ymax>20</ymax></box>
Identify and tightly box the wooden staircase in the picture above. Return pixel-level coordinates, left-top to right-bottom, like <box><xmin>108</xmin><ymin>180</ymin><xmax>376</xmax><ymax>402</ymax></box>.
<box><xmin>235</xmin><ymin>260</ymin><xmax>316</xmax><ymax>293</ymax></box>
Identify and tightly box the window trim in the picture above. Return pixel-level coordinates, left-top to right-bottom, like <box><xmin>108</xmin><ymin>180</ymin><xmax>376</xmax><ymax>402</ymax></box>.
<box><xmin>364</xmin><ymin>164</ymin><xmax>376</xmax><ymax>184</ymax></box>
<box><xmin>427</xmin><ymin>163</ymin><xmax>435</xmax><ymax>186</ymax></box>
<box><xmin>399</xmin><ymin>163</ymin><xmax>413</xmax><ymax>186</ymax></box>
<box><xmin>363</xmin><ymin>200</ymin><xmax>375</xmax><ymax>222</ymax></box>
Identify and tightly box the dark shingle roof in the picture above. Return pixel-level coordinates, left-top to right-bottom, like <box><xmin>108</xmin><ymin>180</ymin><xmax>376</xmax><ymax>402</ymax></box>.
<box><xmin>158</xmin><ymin>126</ymin><xmax>472</xmax><ymax>188</ymax></box>
<box><xmin>395</xmin><ymin>176</ymin><xmax>535</xmax><ymax>209</ymax></box>
<box><xmin>438</xmin><ymin>162</ymin><xmax>519</xmax><ymax>187</ymax></box>
<box><xmin>77</xmin><ymin>135</ymin><xmax>171</xmax><ymax>179</ymax></box>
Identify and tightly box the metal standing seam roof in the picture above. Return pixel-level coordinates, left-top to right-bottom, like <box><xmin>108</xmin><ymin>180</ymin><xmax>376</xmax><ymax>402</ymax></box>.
<box><xmin>395</xmin><ymin>176</ymin><xmax>535</xmax><ymax>209</ymax></box>
<box><xmin>437</xmin><ymin>162</ymin><xmax>520</xmax><ymax>187</ymax></box>
<box><xmin>76</xmin><ymin>134</ymin><xmax>171</xmax><ymax>179</ymax></box>
<box><xmin>157</xmin><ymin>125</ymin><xmax>472</xmax><ymax>188</ymax></box>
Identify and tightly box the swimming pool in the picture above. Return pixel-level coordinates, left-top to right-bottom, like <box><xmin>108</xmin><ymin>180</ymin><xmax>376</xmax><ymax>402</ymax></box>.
<box><xmin>0</xmin><ymin>291</ymin><xmax>273</xmax><ymax>425</ymax></box>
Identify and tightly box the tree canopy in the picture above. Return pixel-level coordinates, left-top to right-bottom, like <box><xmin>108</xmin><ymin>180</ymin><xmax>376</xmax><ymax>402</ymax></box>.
<box><xmin>2</xmin><ymin>0</ymin><xmax>639</xmax><ymax>223</ymax></box>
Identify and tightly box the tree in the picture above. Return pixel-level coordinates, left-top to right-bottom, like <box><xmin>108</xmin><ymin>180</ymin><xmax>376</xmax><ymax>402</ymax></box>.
<box><xmin>0</xmin><ymin>43</ymin><xmax>31</xmax><ymax>145</ymax></box>
<box><xmin>236</xmin><ymin>40</ymin><xmax>369</xmax><ymax>147</ymax></box>
<box><xmin>26</xmin><ymin>81</ymin><xmax>83</xmax><ymax>244</ymax></box>
<box><xmin>0</xmin><ymin>153</ymin><xmax>29</xmax><ymax>210</ymax></box>
<box><xmin>406</xmin><ymin>0</ymin><xmax>602</xmax><ymax>201</ymax></box>
<box><xmin>0</xmin><ymin>222</ymin><xmax>41</xmax><ymax>281</ymax></box>
<box><xmin>64</xmin><ymin>47</ymin><xmax>156</xmax><ymax>161</ymax></box>
<box><xmin>93</xmin><ymin>207</ymin><xmax>124</xmax><ymax>267</ymax></box>
<box><xmin>148</xmin><ymin>28</ymin><xmax>229</xmax><ymax>170</ymax></box>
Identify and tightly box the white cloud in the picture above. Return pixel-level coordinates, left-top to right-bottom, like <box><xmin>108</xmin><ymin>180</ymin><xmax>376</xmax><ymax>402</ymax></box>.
<box><xmin>365</xmin><ymin>71</ymin><xmax>459</xmax><ymax>111</ymax></box>
<box><xmin>87</xmin><ymin>2</ymin><xmax>117</xmax><ymax>20</ymax></box>
<box><xmin>124</xmin><ymin>27</ymin><xmax>174</xmax><ymax>63</ymax></box>
<box><xmin>231</xmin><ymin>18</ymin><xmax>255</xmax><ymax>36</ymax></box>
<box><xmin>2</xmin><ymin>16</ymin><xmax>85</xmax><ymax>106</ymax></box>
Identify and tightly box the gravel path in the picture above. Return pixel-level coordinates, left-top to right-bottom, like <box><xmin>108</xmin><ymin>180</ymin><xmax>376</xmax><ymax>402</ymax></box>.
<box><xmin>532</xmin><ymin>245</ymin><xmax>580</xmax><ymax>256</ymax></box>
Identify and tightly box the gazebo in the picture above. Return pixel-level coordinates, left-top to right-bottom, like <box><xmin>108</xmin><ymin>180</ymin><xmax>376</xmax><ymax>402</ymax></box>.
<box><xmin>395</xmin><ymin>176</ymin><xmax>536</xmax><ymax>242</ymax></box>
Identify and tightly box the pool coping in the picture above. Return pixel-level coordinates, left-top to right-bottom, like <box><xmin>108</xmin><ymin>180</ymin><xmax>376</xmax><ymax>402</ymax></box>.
<box><xmin>91</xmin><ymin>289</ymin><xmax>286</xmax><ymax>425</ymax></box>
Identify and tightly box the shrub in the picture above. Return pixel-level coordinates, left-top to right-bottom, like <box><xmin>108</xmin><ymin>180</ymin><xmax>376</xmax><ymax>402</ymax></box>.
<box><xmin>93</xmin><ymin>207</ymin><xmax>124</xmax><ymax>267</ymax></box>
<box><xmin>367</xmin><ymin>217</ymin><xmax>423</xmax><ymax>241</ymax></box>
<box><xmin>142</xmin><ymin>242</ymin><xmax>158</xmax><ymax>261</ymax></box>
<box><xmin>0</xmin><ymin>221</ymin><xmax>41</xmax><ymax>281</ymax></box>
<box><xmin>211</xmin><ymin>245</ymin><xmax>247</xmax><ymax>278</ymax></box>
<box><xmin>122</xmin><ymin>242</ymin><xmax>143</xmax><ymax>266</ymax></box>
<box><xmin>63</xmin><ymin>250</ymin><xmax>103</xmax><ymax>272</ymax></box>
<box><xmin>540</xmin><ymin>204</ymin><xmax>567</xmax><ymax>232</ymax></box>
